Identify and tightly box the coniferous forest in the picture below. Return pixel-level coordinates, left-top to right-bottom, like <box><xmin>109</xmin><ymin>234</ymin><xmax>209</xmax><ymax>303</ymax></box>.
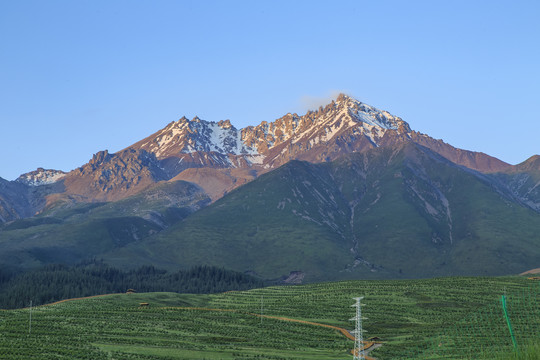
<box><xmin>0</xmin><ymin>260</ymin><xmax>264</xmax><ymax>309</ymax></box>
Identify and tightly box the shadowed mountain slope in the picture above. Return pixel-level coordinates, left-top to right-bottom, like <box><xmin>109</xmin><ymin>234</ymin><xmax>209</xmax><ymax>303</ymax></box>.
<box><xmin>101</xmin><ymin>143</ymin><xmax>540</xmax><ymax>281</ymax></box>
<box><xmin>0</xmin><ymin>181</ymin><xmax>209</xmax><ymax>271</ymax></box>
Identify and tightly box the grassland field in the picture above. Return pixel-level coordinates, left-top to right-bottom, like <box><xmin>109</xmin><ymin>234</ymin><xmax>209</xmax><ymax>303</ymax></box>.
<box><xmin>0</xmin><ymin>276</ymin><xmax>538</xmax><ymax>359</ymax></box>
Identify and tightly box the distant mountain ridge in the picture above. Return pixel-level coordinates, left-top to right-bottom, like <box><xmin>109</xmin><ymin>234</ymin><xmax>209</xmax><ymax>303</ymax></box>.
<box><xmin>0</xmin><ymin>94</ymin><xmax>531</xmax><ymax>221</ymax></box>
<box><xmin>128</xmin><ymin>93</ymin><xmax>510</xmax><ymax>176</ymax></box>
<box><xmin>1</xmin><ymin>94</ymin><xmax>539</xmax><ymax>281</ymax></box>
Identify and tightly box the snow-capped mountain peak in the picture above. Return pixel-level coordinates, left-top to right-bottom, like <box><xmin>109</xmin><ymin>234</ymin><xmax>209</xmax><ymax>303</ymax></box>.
<box><xmin>239</xmin><ymin>93</ymin><xmax>412</xmax><ymax>154</ymax></box>
<box><xmin>131</xmin><ymin>94</ymin><xmax>414</xmax><ymax>172</ymax></box>
<box><xmin>335</xmin><ymin>93</ymin><xmax>407</xmax><ymax>130</ymax></box>
<box><xmin>16</xmin><ymin>168</ymin><xmax>66</xmax><ymax>186</ymax></box>
<box><xmin>136</xmin><ymin>116</ymin><xmax>258</xmax><ymax>158</ymax></box>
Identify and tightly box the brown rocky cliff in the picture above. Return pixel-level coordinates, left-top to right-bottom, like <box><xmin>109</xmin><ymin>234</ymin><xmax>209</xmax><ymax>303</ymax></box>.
<box><xmin>61</xmin><ymin>149</ymin><xmax>168</xmax><ymax>202</ymax></box>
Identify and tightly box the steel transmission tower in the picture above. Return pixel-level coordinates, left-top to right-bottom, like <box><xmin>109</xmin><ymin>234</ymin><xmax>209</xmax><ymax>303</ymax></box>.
<box><xmin>351</xmin><ymin>297</ymin><xmax>366</xmax><ymax>360</ymax></box>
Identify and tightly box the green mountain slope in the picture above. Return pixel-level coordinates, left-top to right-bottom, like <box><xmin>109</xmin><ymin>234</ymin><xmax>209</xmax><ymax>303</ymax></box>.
<box><xmin>104</xmin><ymin>143</ymin><xmax>540</xmax><ymax>281</ymax></box>
<box><xmin>490</xmin><ymin>155</ymin><xmax>540</xmax><ymax>212</ymax></box>
<box><xmin>105</xmin><ymin>160</ymin><xmax>357</xmax><ymax>280</ymax></box>
<box><xmin>0</xmin><ymin>181</ymin><xmax>210</xmax><ymax>271</ymax></box>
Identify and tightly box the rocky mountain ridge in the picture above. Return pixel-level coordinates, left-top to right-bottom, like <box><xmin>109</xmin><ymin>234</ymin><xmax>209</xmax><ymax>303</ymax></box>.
<box><xmin>129</xmin><ymin>94</ymin><xmax>419</xmax><ymax>171</ymax></box>
<box><xmin>0</xmin><ymin>94</ymin><xmax>535</xmax><ymax>222</ymax></box>
<box><xmin>16</xmin><ymin>168</ymin><xmax>66</xmax><ymax>186</ymax></box>
<box><xmin>121</xmin><ymin>93</ymin><xmax>512</xmax><ymax>201</ymax></box>
<box><xmin>128</xmin><ymin>94</ymin><xmax>507</xmax><ymax>174</ymax></box>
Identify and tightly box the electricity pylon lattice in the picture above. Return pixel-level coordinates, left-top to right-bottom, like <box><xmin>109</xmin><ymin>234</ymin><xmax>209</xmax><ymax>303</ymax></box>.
<box><xmin>351</xmin><ymin>296</ymin><xmax>367</xmax><ymax>360</ymax></box>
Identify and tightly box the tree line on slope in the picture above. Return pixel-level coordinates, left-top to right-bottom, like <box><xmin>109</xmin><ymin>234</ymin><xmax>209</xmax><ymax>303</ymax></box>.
<box><xmin>0</xmin><ymin>260</ymin><xmax>264</xmax><ymax>309</ymax></box>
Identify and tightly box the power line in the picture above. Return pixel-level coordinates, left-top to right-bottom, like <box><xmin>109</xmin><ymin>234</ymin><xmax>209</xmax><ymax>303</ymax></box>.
<box><xmin>351</xmin><ymin>296</ymin><xmax>366</xmax><ymax>360</ymax></box>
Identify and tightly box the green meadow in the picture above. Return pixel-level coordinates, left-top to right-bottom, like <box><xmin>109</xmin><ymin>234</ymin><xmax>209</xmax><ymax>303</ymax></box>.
<box><xmin>0</xmin><ymin>276</ymin><xmax>538</xmax><ymax>359</ymax></box>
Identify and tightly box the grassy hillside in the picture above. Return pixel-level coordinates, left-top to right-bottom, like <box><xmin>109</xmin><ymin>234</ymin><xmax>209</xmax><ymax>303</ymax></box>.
<box><xmin>0</xmin><ymin>181</ymin><xmax>209</xmax><ymax>270</ymax></box>
<box><xmin>332</xmin><ymin>145</ymin><xmax>540</xmax><ymax>277</ymax></box>
<box><xmin>106</xmin><ymin>160</ymin><xmax>357</xmax><ymax>279</ymax></box>
<box><xmin>0</xmin><ymin>276</ymin><xmax>537</xmax><ymax>359</ymax></box>
<box><xmin>107</xmin><ymin>144</ymin><xmax>540</xmax><ymax>281</ymax></box>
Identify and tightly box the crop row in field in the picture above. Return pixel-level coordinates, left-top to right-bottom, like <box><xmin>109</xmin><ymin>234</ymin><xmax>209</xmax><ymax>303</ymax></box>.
<box><xmin>0</xmin><ymin>276</ymin><xmax>537</xmax><ymax>359</ymax></box>
<box><xmin>208</xmin><ymin>276</ymin><xmax>539</xmax><ymax>358</ymax></box>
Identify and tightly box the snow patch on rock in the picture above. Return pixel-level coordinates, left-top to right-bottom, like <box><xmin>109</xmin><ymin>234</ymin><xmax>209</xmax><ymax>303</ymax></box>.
<box><xmin>16</xmin><ymin>168</ymin><xmax>66</xmax><ymax>186</ymax></box>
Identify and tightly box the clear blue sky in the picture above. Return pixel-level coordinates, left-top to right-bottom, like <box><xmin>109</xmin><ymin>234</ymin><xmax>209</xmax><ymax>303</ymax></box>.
<box><xmin>1</xmin><ymin>0</ymin><xmax>539</xmax><ymax>180</ymax></box>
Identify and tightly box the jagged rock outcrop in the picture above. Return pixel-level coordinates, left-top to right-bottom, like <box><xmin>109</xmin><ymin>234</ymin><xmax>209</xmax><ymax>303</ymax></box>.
<box><xmin>61</xmin><ymin>148</ymin><xmax>169</xmax><ymax>202</ymax></box>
